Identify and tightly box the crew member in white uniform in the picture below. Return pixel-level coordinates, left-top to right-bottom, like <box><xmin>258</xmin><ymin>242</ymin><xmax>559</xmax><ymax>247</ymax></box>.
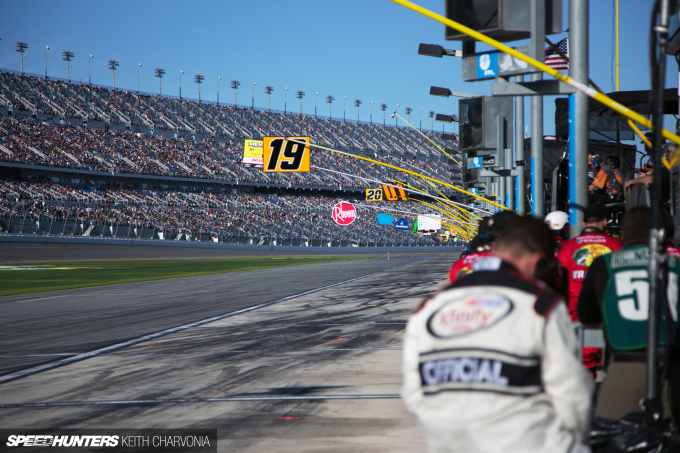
<box><xmin>403</xmin><ymin>215</ymin><xmax>593</xmax><ymax>453</ymax></box>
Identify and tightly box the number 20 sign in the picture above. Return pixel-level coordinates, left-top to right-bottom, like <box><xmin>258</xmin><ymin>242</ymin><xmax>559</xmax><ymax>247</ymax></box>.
<box><xmin>262</xmin><ymin>136</ymin><xmax>311</xmax><ymax>172</ymax></box>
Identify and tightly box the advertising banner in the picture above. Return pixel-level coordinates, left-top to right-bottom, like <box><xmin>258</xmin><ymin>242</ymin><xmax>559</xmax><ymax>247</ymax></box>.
<box><xmin>242</xmin><ymin>140</ymin><xmax>263</xmax><ymax>167</ymax></box>
<box><xmin>332</xmin><ymin>202</ymin><xmax>356</xmax><ymax>225</ymax></box>
<box><xmin>395</xmin><ymin>217</ymin><xmax>409</xmax><ymax>230</ymax></box>
<box><xmin>376</xmin><ymin>214</ymin><xmax>394</xmax><ymax>225</ymax></box>
<box><xmin>417</xmin><ymin>214</ymin><xmax>441</xmax><ymax>231</ymax></box>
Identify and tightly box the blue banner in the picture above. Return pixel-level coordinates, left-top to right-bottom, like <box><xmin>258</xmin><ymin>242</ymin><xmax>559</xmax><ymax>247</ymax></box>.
<box><xmin>395</xmin><ymin>217</ymin><xmax>409</xmax><ymax>230</ymax></box>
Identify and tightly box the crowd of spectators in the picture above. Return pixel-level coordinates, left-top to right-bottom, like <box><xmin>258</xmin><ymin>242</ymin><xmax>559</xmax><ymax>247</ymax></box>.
<box><xmin>0</xmin><ymin>117</ymin><xmax>458</xmax><ymax>192</ymax></box>
<box><xmin>0</xmin><ymin>179</ymin><xmax>458</xmax><ymax>245</ymax></box>
<box><xmin>0</xmin><ymin>71</ymin><xmax>455</xmax><ymax>159</ymax></box>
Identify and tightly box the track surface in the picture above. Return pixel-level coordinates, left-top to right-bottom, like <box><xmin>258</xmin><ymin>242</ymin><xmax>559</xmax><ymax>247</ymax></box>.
<box><xmin>0</xmin><ymin>253</ymin><xmax>457</xmax><ymax>451</ymax></box>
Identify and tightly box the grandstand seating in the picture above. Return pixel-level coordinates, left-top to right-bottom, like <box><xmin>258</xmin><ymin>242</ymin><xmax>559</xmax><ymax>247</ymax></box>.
<box><xmin>0</xmin><ymin>179</ymin><xmax>461</xmax><ymax>246</ymax></box>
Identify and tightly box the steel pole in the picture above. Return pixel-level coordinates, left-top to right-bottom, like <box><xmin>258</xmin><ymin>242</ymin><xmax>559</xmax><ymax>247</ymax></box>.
<box><xmin>647</xmin><ymin>0</ymin><xmax>671</xmax><ymax>402</ymax></box>
<box><xmin>497</xmin><ymin>114</ymin><xmax>506</xmax><ymax>209</ymax></box>
<box><xmin>515</xmin><ymin>75</ymin><xmax>525</xmax><ymax>214</ymax></box>
<box><xmin>530</xmin><ymin>0</ymin><xmax>545</xmax><ymax>218</ymax></box>
<box><xmin>569</xmin><ymin>0</ymin><xmax>589</xmax><ymax>237</ymax></box>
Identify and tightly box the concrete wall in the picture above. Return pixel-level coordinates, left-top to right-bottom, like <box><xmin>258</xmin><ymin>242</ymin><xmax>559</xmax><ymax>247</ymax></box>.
<box><xmin>0</xmin><ymin>233</ymin><xmax>462</xmax><ymax>253</ymax></box>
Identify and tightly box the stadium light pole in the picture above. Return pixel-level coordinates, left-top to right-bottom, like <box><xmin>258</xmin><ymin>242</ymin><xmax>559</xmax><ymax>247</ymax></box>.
<box><xmin>380</xmin><ymin>103</ymin><xmax>387</xmax><ymax>126</ymax></box>
<box><xmin>154</xmin><ymin>67</ymin><xmax>165</xmax><ymax>95</ymax></box>
<box><xmin>343</xmin><ymin>96</ymin><xmax>347</xmax><ymax>122</ymax></box>
<box><xmin>16</xmin><ymin>41</ymin><xmax>27</xmax><ymax>75</ymax></box>
<box><xmin>296</xmin><ymin>90</ymin><xmax>305</xmax><ymax>115</ymax></box>
<box><xmin>231</xmin><ymin>79</ymin><xmax>241</xmax><ymax>106</ymax></box>
<box><xmin>420</xmin><ymin>108</ymin><xmax>423</xmax><ymax>131</ymax></box>
<box><xmin>179</xmin><ymin>71</ymin><xmax>183</xmax><ymax>99</ymax></box>
<box><xmin>405</xmin><ymin>107</ymin><xmax>412</xmax><ymax>125</ymax></box>
<box><xmin>107</xmin><ymin>59</ymin><xmax>119</xmax><ymax>88</ymax></box>
<box><xmin>252</xmin><ymin>82</ymin><xmax>256</xmax><ymax>109</ymax></box>
<box><xmin>354</xmin><ymin>99</ymin><xmax>362</xmax><ymax>122</ymax></box>
<box><xmin>62</xmin><ymin>51</ymin><xmax>74</xmax><ymax>82</ymax></box>
<box><xmin>326</xmin><ymin>95</ymin><xmax>334</xmax><ymax>118</ymax></box>
<box><xmin>284</xmin><ymin>87</ymin><xmax>288</xmax><ymax>114</ymax></box>
<box><xmin>194</xmin><ymin>74</ymin><xmax>204</xmax><ymax>103</ymax></box>
<box><xmin>315</xmin><ymin>92</ymin><xmax>318</xmax><ymax>118</ymax></box>
<box><xmin>370</xmin><ymin>101</ymin><xmax>374</xmax><ymax>125</ymax></box>
<box><xmin>137</xmin><ymin>63</ymin><xmax>141</xmax><ymax>93</ymax></box>
<box><xmin>89</xmin><ymin>55</ymin><xmax>94</xmax><ymax>85</ymax></box>
<box><xmin>231</xmin><ymin>79</ymin><xmax>240</xmax><ymax>106</ymax></box>
<box><xmin>428</xmin><ymin>110</ymin><xmax>435</xmax><ymax>131</ymax></box>
<box><xmin>217</xmin><ymin>76</ymin><xmax>221</xmax><ymax>106</ymax></box>
<box><xmin>395</xmin><ymin>104</ymin><xmax>400</xmax><ymax>126</ymax></box>
<box><xmin>44</xmin><ymin>46</ymin><xmax>49</xmax><ymax>79</ymax></box>
<box><xmin>264</xmin><ymin>85</ymin><xmax>273</xmax><ymax>111</ymax></box>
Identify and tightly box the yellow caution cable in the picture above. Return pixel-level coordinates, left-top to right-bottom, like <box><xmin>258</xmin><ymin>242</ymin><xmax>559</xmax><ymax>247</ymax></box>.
<box><xmin>392</xmin><ymin>0</ymin><xmax>680</xmax><ymax>146</ymax></box>
<box><xmin>288</xmin><ymin>138</ymin><xmax>511</xmax><ymax>211</ymax></box>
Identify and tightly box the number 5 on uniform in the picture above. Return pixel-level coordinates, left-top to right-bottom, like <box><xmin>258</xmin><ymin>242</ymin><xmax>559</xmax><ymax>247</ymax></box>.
<box><xmin>262</xmin><ymin>136</ymin><xmax>311</xmax><ymax>172</ymax></box>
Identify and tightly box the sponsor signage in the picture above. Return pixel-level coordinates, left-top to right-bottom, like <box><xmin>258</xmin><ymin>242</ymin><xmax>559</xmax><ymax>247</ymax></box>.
<box><xmin>395</xmin><ymin>217</ymin><xmax>409</xmax><ymax>230</ymax></box>
<box><xmin>242</xmin><ymin>140</ymin><xmax>263</xmax><ymax>167</ymax></box>
<box><xmin>262</xmin><ymin>136</ymin><xmax>311</xmax><ymax>173</ymax></box>
<box><xmin>427</xmin><ymin>294</ymin><xmax>513</xmax><ymax>338</ymax></box>
<box><xmin>377</xmin><ymin>213</ymin><xmax>394</xmax><ymax>225</ymax></box>
<box><xmin>476</xmin><ymin>51</ymin><xmax>499</xmax><ymax>79</ymax></box>
<box><xmin>332</xmin><ymin>202</ymin><xmax>356</xmax><ymax>226</ymax></box>
<box><xmin>417</xmin><ymin>215</ymin><xmax>441</xmax><ymax>231</ymax></box>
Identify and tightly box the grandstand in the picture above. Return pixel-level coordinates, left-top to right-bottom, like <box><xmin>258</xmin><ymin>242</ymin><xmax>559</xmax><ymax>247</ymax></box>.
<box><xmin>0</xmin><ymin>69</ymin><xmax>466</xmax><ymax>247</ymax></box>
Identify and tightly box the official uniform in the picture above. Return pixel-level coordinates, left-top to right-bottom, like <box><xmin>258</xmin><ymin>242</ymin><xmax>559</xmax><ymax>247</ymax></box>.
<box><xmin>404</xmin><ymin>257</ymin><xmax>593</xmax><ymax>453</ymax></box>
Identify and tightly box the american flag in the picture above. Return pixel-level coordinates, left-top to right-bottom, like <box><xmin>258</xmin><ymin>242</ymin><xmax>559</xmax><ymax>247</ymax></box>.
<box><xmin>545</xmin><ymin>37</ymin><xmax>569</xmax><ymax>70</ymax></box>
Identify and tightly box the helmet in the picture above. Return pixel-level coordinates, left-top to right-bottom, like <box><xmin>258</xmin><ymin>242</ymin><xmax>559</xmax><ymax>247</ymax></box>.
<box><xmin>545</xmin><ymin>211</ymin><xmax>569</xmax><ymax>231</ymax></box>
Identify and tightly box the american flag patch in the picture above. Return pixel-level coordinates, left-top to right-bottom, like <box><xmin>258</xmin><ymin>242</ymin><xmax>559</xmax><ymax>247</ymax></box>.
<box><xmin>545</xmin><ymin>37</ymin><xmax>569</xmax><ymax>70</ymax></box>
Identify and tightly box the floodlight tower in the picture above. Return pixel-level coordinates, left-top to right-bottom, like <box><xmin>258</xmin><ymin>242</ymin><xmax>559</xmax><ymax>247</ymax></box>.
<box><xmin>252</xmin><ymin>82</ymin><xmax>256</xmax><ymax>108</ymax></box>
<box><xmin>89</xmin><ymin>55</ymin><xmax>94</xmax><ymax>85</ymax></box>
<box><xmin>326</xmin><ymin>95</ymin><xmax>334</xmax><ymax>118</ymax></box>
<box><xmin>264</xmin><ymin>85</ymin><xmax>273</xmax><ymax>111</ymax></box>
<box><xmin>371</xmin><ymin>101</ymin><xmax>374</xmax><ymax>125</ymax></box>
<box><xmin>380</xmin><ymin>103</ymin><xmax>387</xmax><ymax>126</ymax></box>
<box><xmin>404</xmin><ymin>106</ymin><xmax>413</xmax><ymax>124</ymax></box>
<box><xmin>107</xmin><ymin>59</ymin><xmax>119</xmax><ymax>88</ymax></box>
<box><xmin>285</xmin><ymin>87</ymin><xmax>288</xmax><ymax>113</ymax></box>
<box><xmin>428</xmin><ymin>110</ymin><xmax>435</xmax><ymax>131</ymax></box>
<box><xmin>420</xmin><ymin>108</ymin><xmax>424</xmax><ymax>131</ymax></box>
<box><xmin>15</xmin><ymin>41</ymin><xmax>28</xmax><ymax>74</ymax></box>
<box><xmin>137</xmin><ymin>63</ymin><xmax>141</xmax><ymax>92</ymax></box>
<box><xmin>217</xmin><ymin>76</ymin><xmax>221</xmax><ymax>105</ymax></box>
<box><xmin>179</xmin><ymin>71</ymin><xmax>183</xmax><ymax>99</ymax></box>
<box><xmin>315</xmin><ymin>92</ymin><xmax>318</xmax><ymax>117</ymax></box>
<box><xmin>343</xmin><ymin>96</ymin><xmax>347</xmax><ymax>122</ymax></box>
<box><xmin>63</xmin><ymin>50</ymin><xmax>75</xmax><ymax>81</ymax></box>
<box><xmin>231</xmin><ymin>79</ymin><xmax>240</xmax><ymax>106</ymax></box>
<box><xmin>194</xmin><ymin>74</ymin><xmax>204</xmax><ymax>102</ymax></box>
<box><xmin>296</xmin><ymin>90</ymin><xmax>305</xmax><ymax>114</ymax></box>
<box><xmin>354</xmin><ymin>99</ymin><xmax>362</xmax><ymax>122</ymax></box>
<box><xmin>154</xmin><ymin>67</ymin><xmax>165</xmax><ymax>95</ymax></box>
<box><xmin>44</xmin><ymin>46</ymin><xmax>50</xmax><ymax>78</ymax></box>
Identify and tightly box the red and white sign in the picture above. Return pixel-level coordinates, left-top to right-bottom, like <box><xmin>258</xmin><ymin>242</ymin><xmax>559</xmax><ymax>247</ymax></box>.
<box><xmin>332</xmin><ymin>202</ymin><xmax>357</xmax><ymax>226</ymax></box>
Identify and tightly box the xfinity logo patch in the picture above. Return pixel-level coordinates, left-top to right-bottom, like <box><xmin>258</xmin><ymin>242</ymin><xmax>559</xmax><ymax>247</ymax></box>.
<box><xmin>428</xmin><ymin>294</ymin><xmax>512</xmax><ymax>338</ymax></box>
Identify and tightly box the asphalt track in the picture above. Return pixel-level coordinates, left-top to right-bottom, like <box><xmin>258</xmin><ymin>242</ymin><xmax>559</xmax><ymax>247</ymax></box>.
<box><xmin>0</xmin><ymin>250</ymin><xmax>457</xmax><ymax>451</ymax></box>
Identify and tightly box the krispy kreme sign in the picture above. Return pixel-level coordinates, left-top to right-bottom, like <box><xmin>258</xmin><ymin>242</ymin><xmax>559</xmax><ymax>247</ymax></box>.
<box><xmin>332</xmin><ymin>202</ymin><xmax>356</xmax><ymax>225</ymax></box>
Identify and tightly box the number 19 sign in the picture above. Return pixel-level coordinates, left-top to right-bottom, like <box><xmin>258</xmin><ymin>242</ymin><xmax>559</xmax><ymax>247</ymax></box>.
<box><xmin>262</xmin><ymin>136</ymin><xmax>311</xmax><ymax>172</ymax></box>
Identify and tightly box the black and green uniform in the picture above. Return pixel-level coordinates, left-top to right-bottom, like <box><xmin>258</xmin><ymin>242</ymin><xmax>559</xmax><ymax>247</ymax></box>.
<box><xmin>577</xmin><ymin>244</ymin><xmax>680</xmax><ymax>353</ymax></box>
<box><xmin>578</xmin><ymin>244</ymin><xmax>680</xmax><ymax>420</ymax></box>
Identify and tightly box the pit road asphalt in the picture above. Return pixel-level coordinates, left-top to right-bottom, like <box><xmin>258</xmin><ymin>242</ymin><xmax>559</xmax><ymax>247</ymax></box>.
<box><xmin>0</xmin><ymin>249</ymin><xmax>459</xmax><ymax>452</ymax></box>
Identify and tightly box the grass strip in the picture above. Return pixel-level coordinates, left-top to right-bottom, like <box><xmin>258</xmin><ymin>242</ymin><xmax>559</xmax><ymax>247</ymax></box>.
<box><xmin>0</xmin><ymin>256</ymin><xmax>372</xmax><ymax>297</ymax></box>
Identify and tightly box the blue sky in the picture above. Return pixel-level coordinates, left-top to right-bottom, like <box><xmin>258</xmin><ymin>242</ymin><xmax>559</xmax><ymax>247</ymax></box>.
<box><xmin>0</xmin><ymin>0</ymin><xmax>675</xmax><ymax>143</ymax></box>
